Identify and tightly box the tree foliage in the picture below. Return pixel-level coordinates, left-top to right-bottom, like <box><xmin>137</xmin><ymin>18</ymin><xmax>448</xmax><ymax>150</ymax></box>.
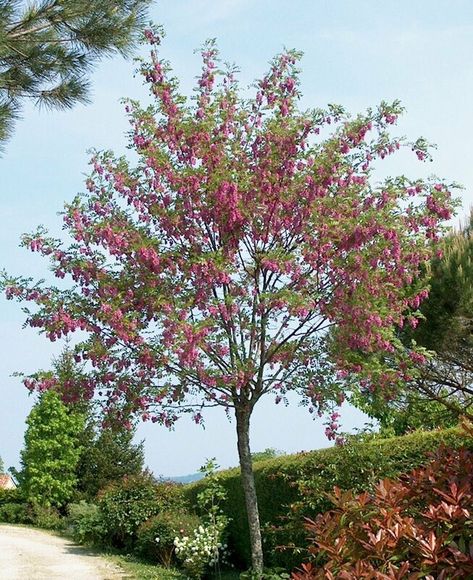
<box><xmin>76</xmin><ymin>424</ymin><xmax>145</xmax><ymax>499</ymax></box>
<box><xmin>251</xmin><ymin>448</ymin><xmax>284</xmax><ymax>462</ymax></box>
<box><xmin>406</xmin><ymin>213</ymin><xmax>473</xmax><ymax>352</ymax></box>
<box><xmin>357</xmin><ymin>213</ymin><xmax>473</xmax><ymax>433</ymax></box>
<box><xmin>19</xmin><ymin>389</ymin><xmax>84</xmax><ymax>507</ymax></box>
<box><xmin>406</xmin><ymin>213</ymin><xmax>473</xmax><ymax>419</ymax></box>
<box><xmin>0</xmin><ymin>0</ymin><xmax>151</xmax><ymax>149</ymax></box>
<box><xmin>1</xmin><ymin>31</ymin><xmax>456</xmax><ymax>569</ymax></box>
<box><xmin>374</xmin><ymin>392</ymin><xmax>460</xmax><ymax>437</ymax></box>
<box><xmin>21</xmin><ymin>345</ymin><xmax>146</xmax><ymax>499</ymax></box>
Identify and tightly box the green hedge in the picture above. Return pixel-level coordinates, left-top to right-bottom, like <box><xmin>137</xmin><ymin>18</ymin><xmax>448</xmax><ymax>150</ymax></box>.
<box><xmin>184</xmin><ymin>427</ymin><xmax>473</xmax><ymax>568</ymax></box>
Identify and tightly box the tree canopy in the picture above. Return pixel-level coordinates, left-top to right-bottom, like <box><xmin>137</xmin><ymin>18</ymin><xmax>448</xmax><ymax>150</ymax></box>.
<box><xmin>20</xmin><ymin>345</ymin><xmax>146</xmax><ymax>499</ymax></box>
<box><xmin>410</xmin><ymin>214</ymin><xmax>473</xmax><ymax>417</ymax></box>
<box><xmin>357</xmin><ymin>213</ymin><xmax>473</xmax><ymax>433</ymax></box>
<box><xmin>19</xmin><ymin>389</ymin><xmax>84</xmax><ymax>507</ymax></box>
<box><xmin>76</xmin><ymin>423</ymin><xmax>145</xmax><ymax>499</ymax></box>
<box><xmin>2</xmin><ymin>32</ymin><xmax>456</xmax><ymax>570</ymax></box>
<box><xmin>0</xmin><ymin>0</ymin><xmax>151</xmax><ymax>149</ymax></box>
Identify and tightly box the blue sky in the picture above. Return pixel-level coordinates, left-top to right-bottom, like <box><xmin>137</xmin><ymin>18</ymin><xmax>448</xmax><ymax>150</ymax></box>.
<box><xmin>1</xmin><ymin>0</ymin><xmax>473</xmax><ymax>476</ymax></box>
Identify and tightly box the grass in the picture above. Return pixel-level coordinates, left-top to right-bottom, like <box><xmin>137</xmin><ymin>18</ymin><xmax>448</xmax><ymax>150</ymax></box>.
<box><xmin>103</xmin><ymin>553</ymin><xmax>241</xmax><ymax>579</ymax></box>
<box><xmin>103</xmin><ymin>552</ymin><xmax>185</xmax><ymax>579</ymax></box>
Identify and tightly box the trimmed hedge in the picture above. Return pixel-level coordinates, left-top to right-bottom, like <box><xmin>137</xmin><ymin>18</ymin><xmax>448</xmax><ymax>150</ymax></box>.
<box><xmin>184</xmin><ymin>427</ymin><xmax>473</xmax><ymax>568</ymax></box>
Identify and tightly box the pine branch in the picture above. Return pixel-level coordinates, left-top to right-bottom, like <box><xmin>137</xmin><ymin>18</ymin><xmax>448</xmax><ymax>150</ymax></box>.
<box><xmin>0</xmin><ymin>0</ymin><xmax>152</xmax><ymax>151</ymax></box>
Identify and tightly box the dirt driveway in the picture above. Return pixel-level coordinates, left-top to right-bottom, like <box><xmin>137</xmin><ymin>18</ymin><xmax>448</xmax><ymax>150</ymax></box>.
<box><xmin>0</xmin><ymin>524</ymin><xmax>126</xmax><ymax>579</ymax></box>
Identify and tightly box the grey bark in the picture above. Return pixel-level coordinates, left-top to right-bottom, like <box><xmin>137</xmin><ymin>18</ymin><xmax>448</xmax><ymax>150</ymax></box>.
<box><xmin>236</xmin><ymin>408</ymin><xmax>264</xmax><ymax>573</ymax></box>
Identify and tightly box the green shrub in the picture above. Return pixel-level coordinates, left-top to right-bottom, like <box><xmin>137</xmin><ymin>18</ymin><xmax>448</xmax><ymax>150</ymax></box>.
<box><xmin>0</xmin><ymin>488</ymin><xmax>24</xmax><ymax>505</ymax></box>
<box><xmin>136</xmin><ymin>510</ymin><xmax>201</xmax><ymax>566</ymax></box>
<box><xmin>0</xmin><ymin>488</ymin><xmax>31</xmax><ymax>524</ymax></box>
<box><xmin>98</xmin><ymin>474</ymin><xmax>188</xmax><ymax>550</ymax></box>
<box><xmin>0</xmin><ymin>501</ymin><xmax>31</xmax><ymax>524</ymax></box>
<box><xmin>0</xmin><ymin>489</ymin><xmax>61</xmax><ymax>529</ymax></box>
<box><xmin>30</xmin><ymin>504</ymin><xmax>63</xmax><ymax>530</ymax></box>
<box><xmin>184</xmin><ymin>427</ymin><xmax>473</xmax><ymax>568</ymax></box>
<box><xmin>67</xmin><ymin>501</ymin><xmax>107</xmax><ymax>545</ymax></box>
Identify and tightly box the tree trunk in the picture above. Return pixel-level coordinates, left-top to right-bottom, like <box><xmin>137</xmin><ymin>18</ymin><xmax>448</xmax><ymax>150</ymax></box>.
<box><xmin>235</xmin><ymin>407</ymin><xmax>264</xmax><ymax>574</ymax></box>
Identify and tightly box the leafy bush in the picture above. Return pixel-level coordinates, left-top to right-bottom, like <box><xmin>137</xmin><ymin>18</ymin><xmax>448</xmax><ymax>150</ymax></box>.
<box><xmin>0</xmin><ymin>498</ymin><xmax>62</xmax><ymax>529</ymax></box>
<box><xmin>98</xmin><ymin>474</ymin><xmax>187</xmax><ymax>549</ymax></box>
<box><xmin>136</xmin><ymin>510</ymin><xmax>201</xmax><ymax>566</ymax></box>
<box><xmin>185</xmin><ymin>427</ymin><xmax>473</xmax><ymax>568</ymax></box>
<box><xmin>174</xmin><ymin>521</ymin><xmax>229</xmax><ymax>579</ymax></box>
<box><xmin>0</xmin><ymin>488</ymin><xmax>30</xmax><ymax>524</ymax></box>
<box><xmin>175</xmin><ymin>459</ymin><xmax>231</xmax><ymax>578</ymax></box>
<box><xmin>293</xmin><ymin>444</ymin><xmax>473</xmax><ymax>578</ymax></box>
<box><xmin>0</xmin><ymin>488</ymin><xmax>24</xmax><ymax>505</ymax></box>
<box><xmin>67</xmin><ymin>501</ymin><xmax>107</xmax><ymax>545</ymax></box>
<box><xmin>0</xmin><ymin>501</ymin><xmax>31</xmax><ymax>524</ymax></box>
<box><xmin>30</xmin><ymin>504</ymin><xmax>63</xmax><ymax>530</ymax></box>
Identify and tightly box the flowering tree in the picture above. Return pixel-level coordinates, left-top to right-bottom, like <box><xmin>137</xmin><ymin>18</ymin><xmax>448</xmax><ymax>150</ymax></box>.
<box><xmin>1</xmin><ymin>30</ymin><xmax>455</xmax><ymax>571</ymax></box>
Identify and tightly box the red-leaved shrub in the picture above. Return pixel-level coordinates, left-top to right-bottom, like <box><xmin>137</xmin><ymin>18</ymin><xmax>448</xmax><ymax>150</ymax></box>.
<box><xmin>293</xmin><ymin>441</ymin><xmax>473</xmax><ymax>579</ymax></box>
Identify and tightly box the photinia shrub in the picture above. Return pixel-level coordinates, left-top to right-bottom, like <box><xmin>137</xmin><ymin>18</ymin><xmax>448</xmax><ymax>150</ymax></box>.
<box><xmin>292</xmin><ymin>440</ymin><xmax>473</xmax><ymax>578</ymax></box>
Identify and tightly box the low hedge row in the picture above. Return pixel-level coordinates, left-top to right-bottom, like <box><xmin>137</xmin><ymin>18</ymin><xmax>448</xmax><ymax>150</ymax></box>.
<box><xmin>184</xmin><ymin>427</ymin><xmax>473</xmax><ymax>568</ymax></box>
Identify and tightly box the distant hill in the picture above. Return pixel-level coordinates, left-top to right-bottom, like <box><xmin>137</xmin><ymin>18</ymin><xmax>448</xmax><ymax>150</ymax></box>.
<box><xmin>167</xmin><ymin>472</ymin><xmax>204</xmax><ymax>484</ymax></box>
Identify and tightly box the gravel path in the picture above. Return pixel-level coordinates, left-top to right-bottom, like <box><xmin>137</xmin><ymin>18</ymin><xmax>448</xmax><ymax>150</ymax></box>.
<box><xmin>0</xmin><ymin>524</ymin><xmax>126</xmax><ymax>579</ymax></box>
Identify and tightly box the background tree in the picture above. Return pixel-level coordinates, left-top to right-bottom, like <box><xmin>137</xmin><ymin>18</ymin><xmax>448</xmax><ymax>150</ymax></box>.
<box><xmin>76</xmin><ymin>424</ymin><xmax>145</xmax><ymax>499</ymax></box>
<box><xmin>251</xmin><ymin>448</ymin><xmax>284</xmax><ymax>462</ymax></box>
<box><xmin>24</xmin><ymin>344</ymin><xmax>146</xmax><ymax>499</ymax></box>
<box><xmin>18</xmin><ymin>389</ymin><xmax>84</xmax><ymax>507</ymax></box>
<box><xmin>363</xmin><ymin>391</ymin><xmax>460</xmax><ymax>437</ymax></box>
<box><xmin>407</xmin><ymin>212</ymin><xmax>473</xmax><ymax>419</ymax></box>
<box><xmin>356</xmin><ymin>213</ymin><xmax>473</xmax><ymax>433</ymax></box>
<box><xmin>0</xmin><ymin>0</ymin><xmax>151</xmax><ymax>149</ymax></box>
<box><xmin>2</xmin><ymin>33</ymin><xmax>455</xmax><ymax>571</ymax></box>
